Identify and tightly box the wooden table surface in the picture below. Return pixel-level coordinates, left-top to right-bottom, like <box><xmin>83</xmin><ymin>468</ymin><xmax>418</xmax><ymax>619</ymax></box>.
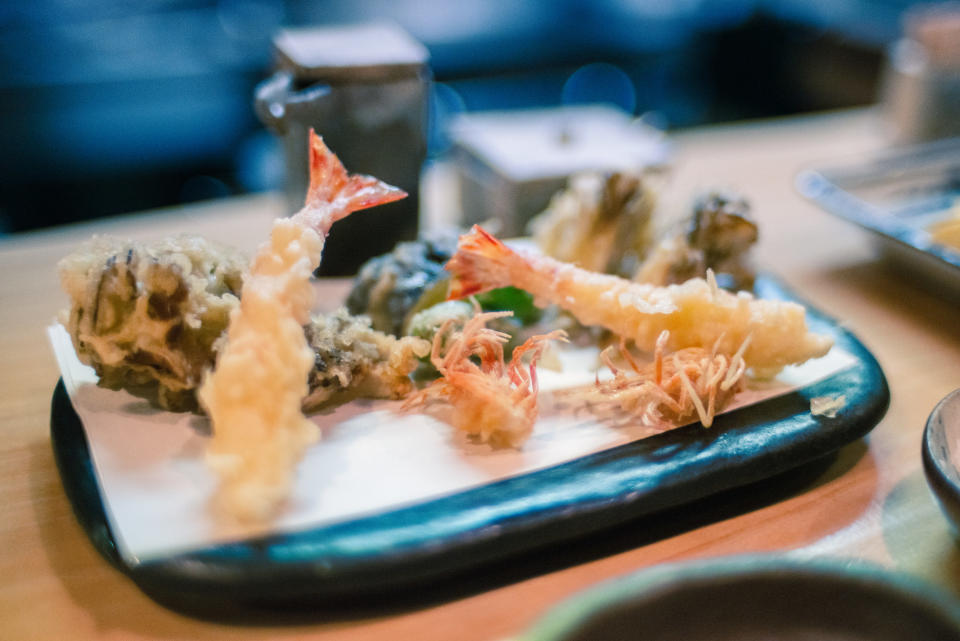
<box><xmin>4</xmin><ymin>109</ymin><xmax>960</xmax><ymax>640</ymax></box>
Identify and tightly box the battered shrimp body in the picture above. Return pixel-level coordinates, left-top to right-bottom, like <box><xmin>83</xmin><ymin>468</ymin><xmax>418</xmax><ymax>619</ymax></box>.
<box><xmin>446</xmin><ymin>226</ymin><xmax>832</xmax><ymax>376</ymax></box>
<box><xmin>198</xmin><ymin>131</ymin><xmax>405</xmax><ymax>521</ymax></box>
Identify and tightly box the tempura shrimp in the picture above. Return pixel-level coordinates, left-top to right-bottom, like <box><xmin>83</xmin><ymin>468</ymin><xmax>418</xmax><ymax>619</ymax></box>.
<box><xmin>445</xmin><ymin>226</ymin><xmax>831</xmax><ymax>377</ymax></box>
<box><xmin>404</xmin><ymin>310</ymin><xmax>567</xmax><ymax>448</ymax></box>
<box><xmin>198</xmin><ymin>131</ymin><xmax>405</xmax><ymax>521</ymax></box>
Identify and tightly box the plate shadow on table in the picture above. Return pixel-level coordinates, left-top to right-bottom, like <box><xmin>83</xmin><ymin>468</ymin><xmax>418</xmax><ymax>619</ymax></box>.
<box><xmin>33</xmin><ymin>436</ymin><xmax>872</xmax><ymax>628</ymax></box>
<box><xmin>882</xmin><ymin>470</ymin><xmax>960</xmax><ymax>598</ymax></box>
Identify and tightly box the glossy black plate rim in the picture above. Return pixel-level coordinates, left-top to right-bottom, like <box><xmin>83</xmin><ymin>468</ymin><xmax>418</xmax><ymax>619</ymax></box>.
<box><xmin>518</xmin><ymin>555</ymin><xmax>960</xmax><ymax>641</ymax></box>
<box><xmin>50</xmin><ymin>275</ymin><xmax>889</xmax><ymax>618</ymax></box>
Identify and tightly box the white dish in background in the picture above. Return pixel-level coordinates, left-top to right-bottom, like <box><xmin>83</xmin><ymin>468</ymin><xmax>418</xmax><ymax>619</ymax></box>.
<box><xmin>796</xmin><ymin>137</ymin><xmax>960</xmax><ymax>294</ymax></box>
<box><xmin>924</xmin><ymin>389</ymin><xmax>960</xmax><ymax>536</ymax></box>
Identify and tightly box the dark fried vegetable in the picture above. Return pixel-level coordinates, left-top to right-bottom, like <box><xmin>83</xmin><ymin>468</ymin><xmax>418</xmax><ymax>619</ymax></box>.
<box><xmin>635</xmin><ymin>190</ymin><xmax>758</xmax><ymax>291</ymax></box>
<box><xmin>303</xmin><ymin>308</ymin><xmax>428</xmax><ymax>409</ymax></box>
<box><xmin>529</xmin><ymin>171</ymin><xmax>656</xmax><ymax>277</ymax></box>
<box><xmin>687</xmin><ymin>191</ymin><xmax>758</xmax><ymax>288</ymax></box>
<box><xmin>345</xmin><ymin>228</ymin><xmax>460</xmax><ymax>336</ymax></box>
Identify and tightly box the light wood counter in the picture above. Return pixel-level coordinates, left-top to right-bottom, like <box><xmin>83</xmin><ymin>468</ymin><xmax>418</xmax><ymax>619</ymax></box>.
<box><xmin>3</xmin><ymin>109</ymin><xmax>959</xmax><ymax>640</ymax></box>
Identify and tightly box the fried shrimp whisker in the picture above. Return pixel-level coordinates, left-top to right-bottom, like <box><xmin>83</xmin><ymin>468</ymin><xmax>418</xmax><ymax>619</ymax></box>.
<box><xmin>722</xmin><ymin>333</ymin><xmax>752</xmax><ymax>391</ymax></box>
<box><xmin>404</xmin><ymin>309</ymin><xmax>567</xmax><ymax>448</ymax></box>
<box><xmin>570</xmin><ymin>330</ymin><xmax>751</xmax><ymax>430</ymax></box>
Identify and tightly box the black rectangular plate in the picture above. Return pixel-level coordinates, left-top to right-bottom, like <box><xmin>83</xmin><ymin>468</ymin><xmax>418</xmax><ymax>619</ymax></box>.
<box><xmin>50</xmin><ymin>275</ymin><xmax>888</xmax><ymax>619</ymax></box>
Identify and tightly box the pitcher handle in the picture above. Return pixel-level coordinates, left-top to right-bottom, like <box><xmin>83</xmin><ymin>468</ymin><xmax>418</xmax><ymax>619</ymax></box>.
<box><xmin>254</xmin><ymin>71</ymin><xmax>333</xmax><ymax>135</ymax></box>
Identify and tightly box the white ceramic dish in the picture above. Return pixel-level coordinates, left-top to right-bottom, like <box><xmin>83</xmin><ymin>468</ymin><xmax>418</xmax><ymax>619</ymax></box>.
<box><xmin>797</xmin><ymin>137</ymin><xmax>960</xmax><ymax>295</ymax></box>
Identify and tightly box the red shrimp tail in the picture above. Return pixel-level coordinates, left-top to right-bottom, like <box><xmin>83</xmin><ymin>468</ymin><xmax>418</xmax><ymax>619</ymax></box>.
<box><xmin>445</xmin><ymin>225</ymin><xmax>518</xmax><ymax>300</ymax></box>
<box><xmin>305</xmin><ymin>129</ymin><xmax>406</xmax><ymax>221</ymax></box>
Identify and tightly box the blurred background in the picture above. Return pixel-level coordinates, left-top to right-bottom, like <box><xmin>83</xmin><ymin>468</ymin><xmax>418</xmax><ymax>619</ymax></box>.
<box><xmin>0</xmin><ymin>0</ymin><xmax>934</xmax><ymax>233</ymax></box>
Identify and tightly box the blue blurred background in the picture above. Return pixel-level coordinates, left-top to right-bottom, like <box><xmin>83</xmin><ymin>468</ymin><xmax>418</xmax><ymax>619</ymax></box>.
<box><xmin>0</xmin><ymin>0</ymin><xmax>917</xmax><ymax>233</ymax></box>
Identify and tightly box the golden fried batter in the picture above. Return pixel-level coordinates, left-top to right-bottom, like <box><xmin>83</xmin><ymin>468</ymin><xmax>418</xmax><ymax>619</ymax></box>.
<box><xmin>304</xmin><ymin>308</ymin><xmax>428</xmax><ymax>410</ymax></box>
<box><xmin>635</xmin><ymin>191</ymin><xmax>758</xmax><ymax>290</ymax></box>
<box><xmin>58</xmin><ymin>234</ymin><xmax>244</xmax><ymax>410</ymax></box>
<box><xmin>529</xmin><ymin>172</ymin><xmax>656</xmax><ymax>277</ymax></box>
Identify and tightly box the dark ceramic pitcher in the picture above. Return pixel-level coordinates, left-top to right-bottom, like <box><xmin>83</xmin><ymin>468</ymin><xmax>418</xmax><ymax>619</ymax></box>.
<box><xmin>255</xmin><ymin>24</ymin><xmax>430</xmax><ymax>275</ymax></box>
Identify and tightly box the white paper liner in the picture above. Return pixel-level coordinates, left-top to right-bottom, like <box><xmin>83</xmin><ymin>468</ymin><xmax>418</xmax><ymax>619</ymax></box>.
<box><xmin>48</xmin><ymin>323</ymin><xmax>856</xmax><ymax>564</ymax></box>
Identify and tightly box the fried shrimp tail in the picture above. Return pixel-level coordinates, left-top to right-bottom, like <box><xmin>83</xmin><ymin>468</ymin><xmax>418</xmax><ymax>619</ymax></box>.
<box><xmin>445</xmin><ymin>226</ymin><xmax>515</xmax><ymax>300</ymax></box>
<box><xmin>199</xmin><ymin>131</ymin><xmax>405</xmax><ymax>521</ymax></box>
<box><xmin>300</xmin><ymin>130</ymin><xmax>407</xmax><ymax>229</ymax></box>
<box><xmin>445</xmin><ymin>225</ymin><xmax>832</xmax><ymax>376</ymax></box>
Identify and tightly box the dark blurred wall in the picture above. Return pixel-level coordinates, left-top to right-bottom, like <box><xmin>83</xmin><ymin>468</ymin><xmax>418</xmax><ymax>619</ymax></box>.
<box><xmin>0</xmin><ymin>0</ymin><xmax>913</xmax><ymax>233</ymax></box>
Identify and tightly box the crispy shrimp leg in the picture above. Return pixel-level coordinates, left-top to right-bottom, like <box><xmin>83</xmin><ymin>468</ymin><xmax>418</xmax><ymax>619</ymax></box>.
<box><xmin>575</xmin><ymin>330</ymin><xmax>749</xmax><ymax>428</ymax></box>
<box><xmin>404</xmin><ymin>310</ymin><xmax>567</xmax><ymax>447</ymax></box>
<box><xmin>445</xmin><ymin>226</ymin><xmax>832</xmax><ymax>376</ymax></box>
<box><xmin>198</xmin><ymin>131</ymin><xmax>405</xmax><ymax>521</ymax></box>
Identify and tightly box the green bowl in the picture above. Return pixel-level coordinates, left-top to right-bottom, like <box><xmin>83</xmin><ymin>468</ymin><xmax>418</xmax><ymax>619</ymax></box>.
<box><xmin>521</xmin><ymin>556</ymin><xmax>960</xmax><ymax>641</ymax></box>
